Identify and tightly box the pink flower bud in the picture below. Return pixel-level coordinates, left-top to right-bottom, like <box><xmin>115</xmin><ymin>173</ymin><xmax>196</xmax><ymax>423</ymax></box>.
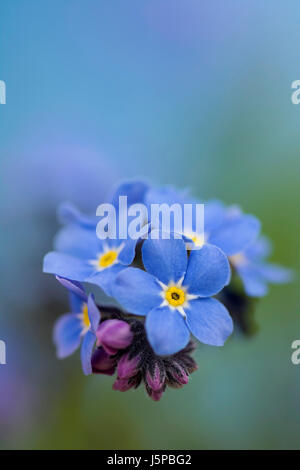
<box><xmin>117</xmin><ymin>353</ymin><xmax>140</xmax><ymax>379</ymax></box>
<box><xmin>172</xmin><ymin>364</ymin><xmax>189</xmax><ymax>385</ymax></box>
<box><xmin>96</xmin><ymin>319</ymin><xmax>133</xmax><ymax>355</ymax></box>
<box><xmin>150</xmin><ymin>389</ymin><xmax>164</xmax><ymax>401</ymax></box>
<box><xmin>146</xmin><ymin>363</ymin><xmax>165</xmax><ymax>391</ymax></box>
<box><xmin>113</xmin><ymin>377</ymin><xmax>135</xmax><ymax>392</ymax></box>
<box><xmin>91</xmin><ymin>347</ymin><xmax>117</xmax><ymax>375</ymax></box>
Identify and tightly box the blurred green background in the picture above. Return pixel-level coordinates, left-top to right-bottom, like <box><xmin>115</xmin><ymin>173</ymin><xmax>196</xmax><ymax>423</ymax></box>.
<box><xmin>0</xmin><ymin>0</ymin><xmax>299</xmax><ymax>449</ymax></box>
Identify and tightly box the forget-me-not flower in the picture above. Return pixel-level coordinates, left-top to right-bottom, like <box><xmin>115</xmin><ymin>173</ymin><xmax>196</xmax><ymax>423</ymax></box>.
<box><xmin>203</xmin><ymin>204</ymin><xmax>261</xmax><ymax>256</ymax></box>
<box><xmin>145</xmin><ymin>186</ymin><xmax>260</xmax><ymax>256</ymax></box>
<box><xmin>229</xmin><ymin>235</ymin><xmax>293</xmax><ymax>297</ymax></box>
<box><xmin>58</xmin><ymin>179</ymin><xmax>150</xmax><ymax>228</ymax></box>
<box><xmin>183</xmin><ymin>201</ymin><xmax>260</xmax><ymax>256</ymax></box>
<box><xmin>113</xmin><ymin>232</ymin><xmax>233</xmax><ymax>355</ymax></box>
<box><xmin>43</xmin><ymin>181</ymin><xmax>152</xmax><ymax>295</ymax></box>
<box><xmin>43</xmin><ymin>225</ymin><xmax>137</xmax><ymax>296</ymax></box>
<box><xmin>53</xmin><ymin>276</ymin><xmax>100</xmax><ymax>375</ymax></box>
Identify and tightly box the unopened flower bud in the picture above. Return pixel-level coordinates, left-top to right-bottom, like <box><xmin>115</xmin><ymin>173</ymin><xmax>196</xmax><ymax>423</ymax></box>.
<box><xmin>171</xmin><ymin>363</ymin><xmax>189</xmax><ymax>385</ymax></box>
<box><xmin>96</xmin><ymin>319</ymin><xmax>133</xmax><ymax>355</ymax></box>
<box><xmin>113</xmin><ymin>377</ymin><xmax>135</xmax><ymax>392</ymax></box>
<box><xmin>146</xmin><ymin>384</ymin><xmax>165</xmax><ymax>401</ymax></box>
<box><xmin>150</xmin><ymin>389</ymin><xmax>164</xmax><ymax>402</ymax></box>
<box><xmin>91</xmin><ymin>347</ymin><xmax>117</xmax><ymax>375</ymax></box>
<box><xmin>146</xmin><ymin>363</ymin><xmax>165</xmax><ymax>391</ymax></box>
<box><xmin>117</xmin><ymin>353</ymin><xmax>140</xmax><ymax>379</ymax></box>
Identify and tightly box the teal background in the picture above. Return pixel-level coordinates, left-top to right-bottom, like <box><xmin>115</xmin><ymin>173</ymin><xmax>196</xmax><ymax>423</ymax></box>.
<box><xmin>0</xmin><ymin>1</ymin><xmax>299</xmax><ymax>449</ymax></box>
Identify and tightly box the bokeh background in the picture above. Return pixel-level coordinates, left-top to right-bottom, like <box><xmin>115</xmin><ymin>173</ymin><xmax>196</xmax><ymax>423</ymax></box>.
<box><xmin>0</xmin><ymin>0</ymin><xmax>300</xmax><ymax>450</ymax></box>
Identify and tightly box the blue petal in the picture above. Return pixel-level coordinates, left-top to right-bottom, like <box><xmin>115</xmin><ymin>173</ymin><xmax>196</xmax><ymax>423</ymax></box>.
<box><xmin>237</xmin><ymin>264</ymin><xmax>268</xmax><ymax>297</ymax></box>
<box><xmin>53</xmin><ymin>314</ymin><xmax>83</xmax><ymax>358</ymax></box>
<box><xmin>112</xmin><ymin>267</ymin><xmax>161</xmax><ymax>315</ymax></box>
<box><xmin>204</xmin><ymin>200</ymin><xmax>225</xmax><ymax>233</ymax></box>
<box><xmin>57</xmin><ymin>202</ymin><xmax>98</xmax><ymax>228</ymax></box>
<box><xmin>87</xmin><ymin>294</ymin><xmax>101</xmax><ymax>333</ymax></box>
<box><xmin>55</xmin><ymin>276</ymin><xmax>87</xmax><ymax>315</ymax></box>
<box><xmin>145</xmin><ymin>186</ymin><xmax>189</xmax><ymax>207</ymax></box>
<box><xmin>179</xmin><ymin>201</ymin><xmax>204</xmax><ymax>234</ymax></box>
<box><xmin>203</xmin><ymin>200</ymin><xmax>226</xmax><ymax>233</ymax></box>
<box><xmin>111</xmin><ymin>180</ymin><xmax>149</xmax><ymax>211</ymax></box>
<box><xmin>56</xmin><ymin>276</ymin><xmax>86</xmax><ymax>301</ymax></box>
<box><xmin>107</xmin><ymin>239</ymin><xmax>137</xmax><ymax>266</ymax></box>
<box><xmin>43</xmin><ymin>251</ymin><xmax>92</xmax><ymax>281</ymax></box>
<box><xmin>88</xmin><ymin>263</ymin><xmax>126</xmax><ymax>296</ymax></box>
<box><xmin>145</xmin><ymin>186</ymin><xmax>190</xmax><ymax>234</ymax></box>
<box><xmin>185</xmin><ymin>298</ymin><xmax>233</xmax><ymax>346</ymax></box>
<box><xmin>244</xmin><ymin>235</ymin><xmax>273</xmax><ymax>261</ymax></box>
<box><xmin>181</xmin><ymin>200</ymin><xmax>224</xmax><ymax>236</ymax></box>
<box><xmin>69</xmin><ymin>292</ymin><xmax>86</xmax><ymax>314</ymax></box>
<box><xmin>145</xmin><ymin>306</ymin><xmax>190</xmax><ymax>355</ymax></box>
<box><xmin>209</xmin><ymin>214</ymin><xmax>261</xmax><ymax>255</ymax></box>
<box><xmin>80</xmin><ymin>330</ymin><xmax>96</xmax><ymax>375</ymax></box>
<box><xmin>54</xmin><ymin>225</ymin><xmax>100</xmax><ymax>259</ymax></box>
<box><xmin>256</xmin><ymin>263</ymin><xmax>293</xmax><ymax>284</ymax></box>
<box><xmin>183</xmin><ymin>244</ymin><xmax>230</xmax><ymax>296</ymax></box>
<box><xmin>142</xmin><ymin>236</ymin><xmax>187</xmax><ymax>285</ymax></box>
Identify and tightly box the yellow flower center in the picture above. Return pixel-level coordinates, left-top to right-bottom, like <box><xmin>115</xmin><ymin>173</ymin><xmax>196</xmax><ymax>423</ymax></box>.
<box><xmin>82</xmin><ymin>304</ymin><xmax>90</xmax><ymax>328</ymax></box>
<box><xmin>185</xmin><ymin>232</ymin><xmax>205</xmax><ymax>248</ymax></box>
<box><xmin>165</xmin><ymin>286</ymin><xmax>186</xmax><ymax>307</ymax></box>
<box><xmin>98</xmin><ymin>250</ymin><xmax>118</xmax><ymax>268</ymax></box>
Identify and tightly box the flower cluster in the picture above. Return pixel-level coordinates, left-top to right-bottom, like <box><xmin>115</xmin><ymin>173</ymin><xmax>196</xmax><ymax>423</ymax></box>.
<box><xmin>43</xmin><ymin>180</ymin><xmax>291</xmax><ymax>400</ymax></box>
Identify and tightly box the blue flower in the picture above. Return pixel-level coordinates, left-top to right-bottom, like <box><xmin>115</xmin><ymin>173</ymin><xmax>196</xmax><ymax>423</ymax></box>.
<box><xmin>110</xmin><ymin>180</ymin><xmax>150</xmax><ymax>213</ymax></box>
<box><xmin>53</xmin><ymin>277</ymin><xmax>100</xmax><ymax>375</ymax></box>
<box><xmin>43</xmin><ymin>225</ymin><xmax>136</xmax><ymax>296</ymax></box>
<box><xmin>205</xmin><ymin>204</ymin><xmax>261</xmax><ymax>256</ymax></box>
<box><xmin>230</xmin><ymin>236</ymin><xmax>293</xmax><ymax>297</ymax></box>
<box><xmin>57</xmin><ymin>202</ymin><xmax>99</xmax><ymax>229</ymax></box>
<box><xmin>112</xmin><ymin>233</ymin><xmax>233</xmax><ymax>355</ymax></box>
<box><xmin>58</xmin><ymin>179</ymin><xmax>150</xmax><ymax>228</ymax></box>
<box><xmin>145</xmin><ymin>187</ymin><xmax>261</xmax><ymax>257</ymax></box>
<box><xmin>175</xmin><ymin>201</ymin><xmax>261</xmax><ymax>256</ymax></box>
<box><xmin>43</xmin><ymin>180</ymin><xmax>151</xmax><ymax>295</ymax></box>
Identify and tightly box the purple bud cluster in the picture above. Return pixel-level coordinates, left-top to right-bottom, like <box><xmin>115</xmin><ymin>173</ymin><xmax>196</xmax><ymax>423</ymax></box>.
<box><xmin>92</xmin><ymin>316</ymin><xmax>198</xmax><ymax>401</ymax></box>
